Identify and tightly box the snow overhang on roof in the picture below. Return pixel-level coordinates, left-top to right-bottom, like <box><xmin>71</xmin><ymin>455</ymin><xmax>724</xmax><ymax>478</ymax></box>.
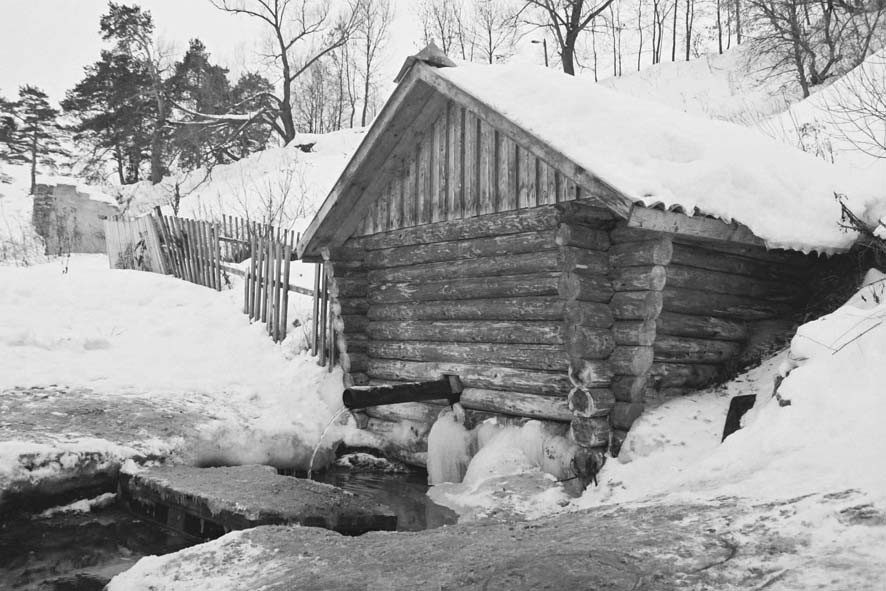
<box><xmin>299</xmin><ymin>50</ymin><xmax>879</xmax><ymax>259</ymax></box>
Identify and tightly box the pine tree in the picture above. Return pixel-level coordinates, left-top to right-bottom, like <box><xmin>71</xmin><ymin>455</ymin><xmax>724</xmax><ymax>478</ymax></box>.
<box><xmin>62</xmin><ymin>51</ymin><xmax>155</xmax><ymax>184</ymax></box>
<box><xmin>0</xmin><ymin>86</ymin><xmax>67</xmax><ymax>194</ymax></box>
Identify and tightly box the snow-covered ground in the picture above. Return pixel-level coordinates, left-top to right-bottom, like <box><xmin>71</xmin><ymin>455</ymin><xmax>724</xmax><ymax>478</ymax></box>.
<box><xmin>0</xmin><ymin>255</ymin><xmax>349</xmax><ymax>502</ymax></box>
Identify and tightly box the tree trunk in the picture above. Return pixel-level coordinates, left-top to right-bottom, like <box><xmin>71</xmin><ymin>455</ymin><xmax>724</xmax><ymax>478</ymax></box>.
<box><xmin>29</xmin><ymin>129</ymin><xmax>37</xmax><ymax>195</ymax></box>
<box><xmin>672</xmin><ymin>0</ymin><xmax>679</xmax><ymax>61</ymax></box>
<box><xmin>734</xmin><ymin>0</ymin><xmax>742</xmax><ymax>44</ymax></box>
<box><xmin>716</xmin><ymin>0</ymin><xmax>723</xmax><ymax>53</ymax></box>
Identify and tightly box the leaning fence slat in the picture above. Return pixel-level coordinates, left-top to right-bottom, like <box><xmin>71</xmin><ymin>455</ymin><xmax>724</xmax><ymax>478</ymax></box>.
<box><xmin>252</xmin><ymin>235</ymin><xmax>264</xmax><ymax>321</ymax></box>
<box><xmin>280</xmin><ymin>242</ymin><xmax>291</xmax><ymax>342</ymax></box>
<box><xmin>311</xmin><ymin>263</ymin><xmax>320</xmax><ymax>355</ymax></box>
<box><xmin>273</xmin><ymin>242</ymin><xmax>283</xmax><ymax>341</ymax></box>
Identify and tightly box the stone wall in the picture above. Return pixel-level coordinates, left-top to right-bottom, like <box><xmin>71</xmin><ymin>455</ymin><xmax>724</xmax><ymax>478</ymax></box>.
<box><xmin>32</xmin><ymin>183</ymin><xmax>119</xmax><ymax>255</ymax></box>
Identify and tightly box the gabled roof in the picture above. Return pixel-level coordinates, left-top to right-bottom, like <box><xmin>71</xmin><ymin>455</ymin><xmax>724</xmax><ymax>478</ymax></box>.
<box><xmin>299</xmin><ymin>53</ymin><xmax>878</xmax><ymax>259</ymax></box>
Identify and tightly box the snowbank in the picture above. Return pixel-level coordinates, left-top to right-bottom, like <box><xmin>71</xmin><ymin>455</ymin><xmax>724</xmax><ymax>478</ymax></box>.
<box><xmin>438</xmin><ymin>63</ymin><xmax>883</xmax><ymax>252</ymax></box>
<box><xmin>581</xmin><ymin>270</ymin><xmax>886</xmax><ymax>509</ymax></box>
<box><xmin>0</xmin><ymin>255</ymin><xmax>347</xmax><ymax>480</ymax></box>
<box><xmin>601</xmin><ymin>43</ymin><xmax>799</xmax><ymax>124</ymax></box>
<box><xmin>120</xmin><ymin>128</ymin><xmax>364</xmax><ymax>232</ymax></box>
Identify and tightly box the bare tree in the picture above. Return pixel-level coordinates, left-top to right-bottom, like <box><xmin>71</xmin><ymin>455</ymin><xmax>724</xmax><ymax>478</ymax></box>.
<box><xmin>472</xmin><ymin>0</ymin><xmax>523</xmax><ymax>63</ymax></box>
<box><xmin>354</xmin><ymin>0</ymin><xmax>393</xmax><ymax>126</ymax></box>
<box><xmin>748</xmin><ymin>0</ymin><xmax>885</xmax><ymax>98</ymax></box>
<box><xmin>210</xmin><ymin>0</ymin><xmax>360</xmax><ymax>143</ymax></box>
<box><xmin>522</xmin><ymin>0</ymin><xmax>617</xmax><ymax>74</ymax></box>
<box><xmin>827</xmin><ymin>52</ymin><xmax>886</xmax><ymax>159</ymax></box>
<box><xmin>417</xmin><ymin>0</ymin><xmax>472</xmax><ymax>59</ymax></box>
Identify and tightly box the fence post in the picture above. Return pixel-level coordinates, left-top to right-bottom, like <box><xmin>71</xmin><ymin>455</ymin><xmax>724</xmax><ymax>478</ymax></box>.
<box><xmin>280</xmin><ymin>241</ymin><xmax>291</xmax><ymax>342</ymax></box>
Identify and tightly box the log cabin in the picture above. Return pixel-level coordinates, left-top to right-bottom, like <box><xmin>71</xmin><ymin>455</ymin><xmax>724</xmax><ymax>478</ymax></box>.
<box><xmin>296</xmin><ymin>46</ymin><xmax>862</xmax><ymax>470</ymax></box>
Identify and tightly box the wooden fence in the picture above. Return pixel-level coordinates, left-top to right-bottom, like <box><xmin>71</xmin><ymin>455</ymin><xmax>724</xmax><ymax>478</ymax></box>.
<box><xmin>106</xmin><ymin>211</ymin><xmax>334</xmax><ymax>352</ymax></box>
<box><xmin>105</xmin><ymin>216</ymin><xmax>167</xmax><ymax>273</ymax></box>
<box><xmin>243</xmin><ymin>231</ymin><xmax>294</xmax><ymax>343</ymax></box>
<box><xmin>154</xmin><ymin>214</ymin><xmax>224</xmax><ymax>290</ymax></box>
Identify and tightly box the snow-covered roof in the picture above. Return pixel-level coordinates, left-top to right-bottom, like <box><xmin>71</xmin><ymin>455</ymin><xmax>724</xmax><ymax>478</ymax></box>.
<box><xmin>437</xmin><ymin>63</ymin><xmax>882</xmax><ymax>253</ymax></box>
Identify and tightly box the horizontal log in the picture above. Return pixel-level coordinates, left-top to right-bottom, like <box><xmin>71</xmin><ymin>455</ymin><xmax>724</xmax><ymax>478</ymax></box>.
<box><xmin>370</xmin><ymin>273</ymin><xmax>561</xmax><ymax>304</ymax></box>
<box><xmin>363</xmin><ymin>402</ymin><xmax>444</xmax><ymax>424</ymax></box>
<box><xmin>365</xmin><ymin>231</ymin><xmax>557</xmax><ymax>268</ymax></box>
<box><xmin>557</xmin><ymin>273</ymin><xmax>614</xmax><ymax>303</ymax></box>
<box><xmin>329</xmin><ymin>277</ymin><xmax>368</xmax><ymax>299</ymax></box>
<box><xmin>340</xmin><ymin>352</ymin><xmax>369</xmax><ymax>373</ymax></box>
<box><xmin>336</xmin><ymin>314</ymin><xmax>369</xmax><ymax>334</ymax></box>
<box><xmin>565</xmin><ymin>301</ymin><xmax>614</xmax><ymax>328</ymax></box>
<box><xmin>649</xmin><ymin>363</ymin><xmax>722</xmax><ymax>388</ymax></box>
<box><xmin>608</xmin><ymin>346</ymin><xmax>654</xmax><ymax>376</ymax></box>
<box><xmin>362</xmin><ymin>417</ymin><xmax>431</xmax><ymax>438</ymax></box>
<box><xmin>654</xmin><ymin>335</ymin><xmax>744</xmax><ymax>364</ymax></box>
<box><xmin>626</xmin><ymin>206</ymin><xmax>764</xmax><ymax>248</ymax></box>
<box><xmin>665</xmin><ymin>264</ymin><xmax>800</xmax><ymax>301</ymax></box>
<box><xmin>611</xmin><ymin>291</ymin><xmax>663</xmax><ymax>320</ymax></box>
<box><xmin>559</xmin><ymin>201</ymin><xmax>616</xmax><ymax>226</ymax></box>
<box><xmin>611</xmin><ymin>375</ymin><xmax>649</xmax><ymax>403</ymax></box>
<box><xmin>610</xmin><ymin>402</ymin><xmax>645</xmax><ymax>430</ymax></box>
<box><xmin>670</xmin><ymin>243</ymin><xmax>810</xmax><ymax>281</ymax></box>
<box><xmin>351</xmin><ymin>205</ymin><xmax>565</xmax><ymax>250</ymax></box>
<box><xmin>368</xmin><ymin>340</ymin><xmax>568</xmax><ymax>371</ymax></box>
<box><xmin>567</xmin><ymin>387</ymin><xmax>615</xmax><ymax>418</ymax></box>
<box><xmin>367</xmin><ymin>248</ymin><xmax>609</xmax><ymax>283</ymax></box>
<box><xmin>672</xmin><ymin>236</ymin><xmax>815</xmax><ymax>266</ymax></box>
<box><xmin>662</xmin><ymin>287</ymin><xmax>795</xmax><ymax>320</ymax></box>
<box><xmin>370</xmin><ymin>297</ymin><xmax>612</xmax><ymax>327</ymax></box>
<box><xmin>366</xmin><ymin>358</ymin><xmax>572</xmax><ymax>395</ymax></box>
<box><xmin>333</xmin><ymin>297</ymin><xmax>369</xmax><ymax>315</ymax></box>
<box><xmin>612</xmin><ymin>265</ymin><xmax>667</xmax><ymax>291</ymax></box>
<box><xmin>612</xmin><ymin>225</ymin><xmax>814</xmax><ymax>269</ymax></box>
<box><xmin>565</xmin><ymin>326</ymin><xmax>616</xmax><ymax>359</ymax></box>
<box><xmin>609</xmin><ymin>226</ymin><xmax>660</xmax><ymax>244</ymax></box>
<box><xmin>460</xmin><ymin>388</ymin><xmax>573</xmax><ymax>422</ymax></box>
<box><xmin>343</xmin><ymin>333</ymin><xmax>368</xmax><ymax>353</ymax></box>
<box><xmin>368</xmin><ymin>320</ymin><xmax>564</xmax><ymax>344</ymax></box>
<box><xmin>656</xmin><ymin>312</ymin><xmax>748</xmax><ymax>341</ymax></box>
<box><xmin>570</xmin><ymin>359</ymin><xmax>614</xmax><ymax>388</ymax></box>
<box><xmin>570</xmin><ymin>417</ymin><xmax>610</xmax><ymax>448</ymax></box>
<box><xmin>555</xmin><ymin>223</ymin><xmax>611</xmax><ymax>251</ymax></box>
<box><xmin>344</xmin><ymin>372</ymin><xmax>370</xmax><ymax>387</ymax></box>
<box><xmin>323</xmin><ymin>246</ymin><xmax>366</xmax><ymax>262</ymax></box>
<box><xmin>609</xmin><ymin>238</ymin><xmax>673</xmax><ymax>267</ymax></box>
<box><xmin>612</xmin><ymin>320</ymin><xmax>657</xmax><ymax>346</ymax></box>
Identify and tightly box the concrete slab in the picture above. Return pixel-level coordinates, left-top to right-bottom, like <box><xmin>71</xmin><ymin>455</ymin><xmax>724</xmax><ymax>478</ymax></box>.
<box><xmin>119</xmin><ymin>465</ymin><xmax>397</xmax><ymax>538</ymax></box>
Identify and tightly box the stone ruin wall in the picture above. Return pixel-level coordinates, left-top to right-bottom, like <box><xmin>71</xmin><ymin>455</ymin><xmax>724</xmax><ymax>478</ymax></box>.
<box><xmin>32</xmin><ymin>183</ymin><xmax>119</xmax><ymax>255</ymax></box>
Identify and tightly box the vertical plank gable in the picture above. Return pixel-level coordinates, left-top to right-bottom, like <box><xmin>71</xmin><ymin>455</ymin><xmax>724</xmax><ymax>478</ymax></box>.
<box><xmin>463</xmin><ymin>111</ymin><xmax>479</xmax><ymax>218</ymax></box>
<box><xmin>447</xmin><ymin>103</ymin><xmax>464</xmax><ymax>221</ymax></box>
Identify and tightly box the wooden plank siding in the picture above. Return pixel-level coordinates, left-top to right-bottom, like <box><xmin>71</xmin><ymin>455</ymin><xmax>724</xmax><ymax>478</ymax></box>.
<box><xmin>354</xmin><ymin>99</ymin><xmax>579</xmax><ymax>237</ymax></box>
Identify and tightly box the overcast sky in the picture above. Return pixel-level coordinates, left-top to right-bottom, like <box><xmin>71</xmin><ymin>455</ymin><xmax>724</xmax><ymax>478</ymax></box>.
<box><xmin>0</xmin><ymin>0</ymin><xmax>424</xmax><ymax>103</ymax></box>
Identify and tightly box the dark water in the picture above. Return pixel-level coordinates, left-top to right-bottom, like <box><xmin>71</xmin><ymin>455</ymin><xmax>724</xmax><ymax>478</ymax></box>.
<box><xmin>0</xmin><ymin>463</ymin><xmax>454</xmax><ymax>589</ymax></box>
<box><xmin>0</xmin><ymin>505</ymin><xmax>193</xmax><ymax>591</ymax></box>
<box><xmin>312</xmin><ymin>466</ymin><xmax>458</xmax><ymax>532</ymax></box>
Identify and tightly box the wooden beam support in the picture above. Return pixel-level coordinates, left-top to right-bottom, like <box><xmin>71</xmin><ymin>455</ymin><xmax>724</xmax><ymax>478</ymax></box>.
<box><xmin>627</xmin><ymin>206</ymin><xmax>765</xmax><ymax>247</ymax></box>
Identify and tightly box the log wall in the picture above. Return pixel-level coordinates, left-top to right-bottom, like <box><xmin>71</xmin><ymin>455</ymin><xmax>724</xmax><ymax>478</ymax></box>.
<box><xmin>347</xmin><ymin>204</ymin><xmax>616</xmax><ymax>434</ymax></box>
<box><xmin>607</xmin><ymin>223</ymin><xmax>813</xmax><ymax>450</ymax></box>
